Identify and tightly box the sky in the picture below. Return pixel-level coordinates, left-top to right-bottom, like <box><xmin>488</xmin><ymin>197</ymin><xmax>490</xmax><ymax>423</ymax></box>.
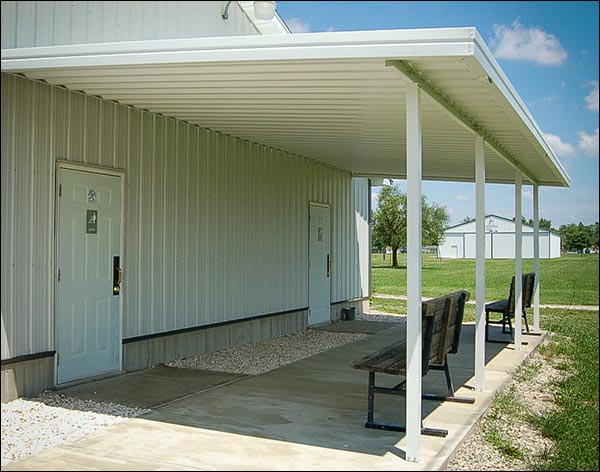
<box><xmin>275</xmin><ymin>1</ymin><xmax>599</xmax><ymax>228</ymax></box>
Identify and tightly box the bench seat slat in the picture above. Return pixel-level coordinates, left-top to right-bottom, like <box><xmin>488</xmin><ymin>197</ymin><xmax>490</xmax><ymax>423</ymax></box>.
<box><xmin>486</xmin><ymin>299</ymin><xmax>509</xmax><ymax>313</ymax></box>
<box><xmin>351</xmin><ymin>342</ymin><xmax>407</xmax><ymax>375</ymax></box>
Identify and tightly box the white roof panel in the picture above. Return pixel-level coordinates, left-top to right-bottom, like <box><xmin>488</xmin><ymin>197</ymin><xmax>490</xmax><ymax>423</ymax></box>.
<box><xmin>1</xmin><ymin>28</ymin><xmax>570</xmax><ymax>187</ymax></box>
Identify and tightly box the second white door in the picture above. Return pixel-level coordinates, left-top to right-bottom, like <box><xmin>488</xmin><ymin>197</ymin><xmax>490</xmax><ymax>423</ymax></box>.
<box><xmin>309</xmin><ymin>204</ymin><xmax>331</xmax><ymax>326</ymax></box>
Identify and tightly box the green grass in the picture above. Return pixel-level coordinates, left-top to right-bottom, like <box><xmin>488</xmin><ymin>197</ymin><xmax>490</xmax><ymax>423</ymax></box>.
<box><xmin>483</xmin><ymin>424</ymin><xmax>525</xmax><ymax>460</ymax></box>
<box><xmin>371</xmin><ymin>253</ymin><xmax>599</xmax><ymax>305</ymax></box>
<box><xmin>529</xmin><ymin>308</ymin><xmax>599</xmax><ymax>471</ymax></box>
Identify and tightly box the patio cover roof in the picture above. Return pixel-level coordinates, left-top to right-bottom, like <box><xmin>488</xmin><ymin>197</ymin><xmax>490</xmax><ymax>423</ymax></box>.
<box><xmin>1</xmin><ymin>27</ymin><xmax>570</xmax><ymax>187</ymax></box>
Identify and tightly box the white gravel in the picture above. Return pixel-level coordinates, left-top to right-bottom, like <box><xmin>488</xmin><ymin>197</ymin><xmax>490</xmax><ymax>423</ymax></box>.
<box><xmin>166</xmin><ymin>328</ymin><xmax>368</xmax><ymax>375</ymax></box>
<box><xmin>445</xmin><ymin>333</ymin><xmax>566</xmax><ymax>470</ymax></box>
<box><xmin>1</xmin><ymin>392</ymin><xmax>150</xmax><ymax>466</ymax></box>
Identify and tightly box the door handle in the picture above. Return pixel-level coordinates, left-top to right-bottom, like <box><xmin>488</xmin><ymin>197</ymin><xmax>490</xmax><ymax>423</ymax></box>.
<box><xmin>327</xmin><ymin>254</ymin><xmax>331</xmax><ymax>278</ymax></box>
<box><xmin>113</xmin><ymin>256</ymin><xmax>122</xmax><ymax>295</ymax></box>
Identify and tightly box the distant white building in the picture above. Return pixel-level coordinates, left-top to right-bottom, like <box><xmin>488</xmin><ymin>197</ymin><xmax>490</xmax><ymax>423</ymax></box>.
<box><xmin>438</xmin><ymin>215</ymin><xmax>561</xmax><ymax>259</ymax></box>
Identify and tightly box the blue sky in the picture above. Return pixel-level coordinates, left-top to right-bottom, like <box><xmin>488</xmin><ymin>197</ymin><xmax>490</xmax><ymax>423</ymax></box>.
<box><xmin>275</xmin><ymin>1</ymin><xmax>599</xmax><ymax>228</ymax></box>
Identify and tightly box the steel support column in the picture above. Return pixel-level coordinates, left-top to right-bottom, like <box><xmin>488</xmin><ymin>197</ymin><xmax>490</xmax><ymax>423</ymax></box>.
<box><xmin>405</xmin><ymin>81</ymin><xmax>423</xmax><ymax>463</ymax></box>
<box><xmin>475</xmin><ymin>136</ymin><xmax>486</xmax><ymax>390</ymax></box>
<box><xmin>514</xmin><ymin>172</ymin><xmax>523</xmax><ymax>349</ymax></box>
<box><xmin>533</xmin><ymin>184</ymin><xmax>540</xmax><ymax>331</ymax></box>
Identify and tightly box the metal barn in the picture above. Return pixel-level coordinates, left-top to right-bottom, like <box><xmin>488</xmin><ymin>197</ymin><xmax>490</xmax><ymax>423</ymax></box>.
<box><xmin>439</xmin><ymin>214</ymin><xmax>562</xmax><ymax>259</ymax></box>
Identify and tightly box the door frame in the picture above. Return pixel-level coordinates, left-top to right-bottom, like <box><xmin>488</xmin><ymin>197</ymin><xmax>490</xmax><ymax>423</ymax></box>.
<box><xmin>53</xmin><ymin>161</ymin><xmax>126</xmax><ymax>385</ymax></box>
<box><xmin>308</xmin><ymin>201</ymin><xmax>331</xmax><ymax>326</ymax></box>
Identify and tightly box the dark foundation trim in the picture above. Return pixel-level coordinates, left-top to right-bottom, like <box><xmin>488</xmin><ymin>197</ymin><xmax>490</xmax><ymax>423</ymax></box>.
<box><xmin>1</xmin><ymin>350</ymin><xmax>56</xmax><ymax>367</ymax></box>
<box><xmin>123</xmin><ymin>307</ymin><xmax>309</xmax><ymax>344</ymax></box>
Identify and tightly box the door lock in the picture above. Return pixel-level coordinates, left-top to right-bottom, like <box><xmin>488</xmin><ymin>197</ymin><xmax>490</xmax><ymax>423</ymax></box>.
<box><xmin>113</xmin><ymin>256</ymin><xmax>122</xmax><ymax>295</ymax></box>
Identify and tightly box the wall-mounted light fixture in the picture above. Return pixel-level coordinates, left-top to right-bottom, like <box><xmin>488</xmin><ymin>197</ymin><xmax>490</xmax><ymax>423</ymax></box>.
<box><xmin>222</xmin><ymin>1</ymin><xmax>277</xmax><ymax>21</ymax></box>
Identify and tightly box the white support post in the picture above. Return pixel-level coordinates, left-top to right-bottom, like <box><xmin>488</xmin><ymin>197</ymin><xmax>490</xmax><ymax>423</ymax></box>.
<box><xmin>474</xmin><ymin>136</ymin><xmax>486</xmax><ymax>391</ymax></box>
<box><xmin>533</xmin><ymin>184</ymin><xmax>540</xmax><ymax>332</ymax></box>
<box><xmin>405</xmin><ymin>81</ymin><xmax>423</xmax><ymax>463</ymax></box>
<box><xmin>514</xmin><ymin>172</ymin><xmax>523</xmax><ymax>349</ymax></box>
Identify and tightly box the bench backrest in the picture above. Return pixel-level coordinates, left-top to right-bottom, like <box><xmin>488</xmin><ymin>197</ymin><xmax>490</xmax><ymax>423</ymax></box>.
<box><xmin>507</xmin><ymin>272</ymin><xmax>536</xmax><ymax>313</ymax></box>
<box><xmin>421</xmin><ymin>290</ymin><xmax>470</xmax><ymax>373</ymax></box>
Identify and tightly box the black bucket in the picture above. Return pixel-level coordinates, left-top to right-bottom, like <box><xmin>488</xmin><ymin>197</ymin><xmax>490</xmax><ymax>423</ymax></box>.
<box><xmin>342</xmin><ymin>307</ymin><xmax>356</xmax><ymax>321</ymax></box>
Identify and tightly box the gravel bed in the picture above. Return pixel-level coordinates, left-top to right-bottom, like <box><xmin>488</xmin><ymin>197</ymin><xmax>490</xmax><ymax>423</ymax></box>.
<box><xmin>1</xmin><ymin>392</ymin><xmax>150</xmax><ymax>466</ymax></box>
<box><xmin>167</xmin><ymin>328</ymin><xmax>367</xmax><ymax>375</ymax></box>
<box><xmin>445</xmin><ymin>333</ymin><xmax>566</xmax><ymax>470</ymax></box>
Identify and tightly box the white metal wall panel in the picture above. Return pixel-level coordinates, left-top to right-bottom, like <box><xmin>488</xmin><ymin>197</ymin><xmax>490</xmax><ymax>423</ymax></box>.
<box><xmin>1</xmin><ymin>74</ymin><xmax>55</xmax><ymax>359</ymax></box>
<box><xmin>439</xmin><ymin>230</ymin><xmax>559</xmax><ymax>259</ymax></box>
<box><xmin>550</xmin><ymin>233</ymin><xmax>561</xmax><ymax>258</ymax></box>
<box><xmin>352</xmin><ymin>178</ymin><xmax>370</xmax><ymax>298</ymax></box>
<box><xmin>1</xmin><ymin>1</ymin><xmax>259</xmax><ymax>49</ymax></box>
<box><xmin>1</xmin><ymin>73</ymin><xmax>369</xmax><ymax>358</ymax></box>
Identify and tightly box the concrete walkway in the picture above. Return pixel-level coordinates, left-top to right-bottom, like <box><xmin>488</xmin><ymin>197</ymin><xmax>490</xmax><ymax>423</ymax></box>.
<box><xmin>372</xmin><ymin>293</ymin><xmax>600</xmax><ymax>311</ymax></box>
<box><xmin>4</xmin><ymin>323</ymin><xmax>545</xmax><ymax>471</ymax></box>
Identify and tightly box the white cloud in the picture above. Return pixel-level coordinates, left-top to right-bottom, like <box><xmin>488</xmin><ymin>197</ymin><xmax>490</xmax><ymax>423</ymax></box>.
<box><xmin>523</xmin><ymin>190</ymin><xmax>533</xmax><ymax>201</ymax></box>
<box><xmin>491</xmin><ymin>18</ymin><xmax>567</xmax><ymax>66</ymax></box>
<box><xmin>455</xmin><ymin>195</ymin><xmax>470</xmax><ymax>202</ymax></box>
<box><xmin>585</xmin><ymin>82</ymin><xmax>599</xmax><ymax>112</ymax></box>
<box><xmin>577</xmin><ymin>128</ymin><xmax>599</xmax><ymax>157</ymax></box>
<box><xmin>543</xmin><ymin>132</ymin><xmax>577</xmax><ymax>157</ymax></box>
<box><xmin>286</xmin><ymin>17</ymin><xmax>310</xmax><ymax>34</ymax></box>
<box><xmin>530</xmin><ymin>95</ymin><xmax>560</xmax><ymax>107</ymax></box>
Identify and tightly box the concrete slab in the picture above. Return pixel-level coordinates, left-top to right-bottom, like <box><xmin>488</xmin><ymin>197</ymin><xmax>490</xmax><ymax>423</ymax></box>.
<box><xmin>52</xmin><ymin>366</ymin><xmax>245</xmax><ymax>409</ymax></box>
<box><xmin>4</xmin><ymin>323</ymin><xmax>544</xmax><ymax>471</ymax></box>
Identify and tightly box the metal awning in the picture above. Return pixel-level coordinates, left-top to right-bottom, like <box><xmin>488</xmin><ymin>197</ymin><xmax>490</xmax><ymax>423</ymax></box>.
<box><xmin>1</xmin><ymin>27</ymin><xmax>570</xmax><ymax>187</ymax></box>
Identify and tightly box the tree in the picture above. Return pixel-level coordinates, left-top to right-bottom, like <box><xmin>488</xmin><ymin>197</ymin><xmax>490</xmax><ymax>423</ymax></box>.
<box><xmin>559</xmin><ymin>223</ymin><xmax>593</xmax><ymax>252</ymax></box>
<box><xmin>423</xmin><ymin>198</ymin><xmax>450</xmax><ymax>247</ymax></box>
<box><xmin>372</xmin><ymin>184</ymin><xmax>450</xmax><ymax>267</ymax></box>
<box><xmin>461</xmin><ymin>216</ymin><xmax>475</xmax><ymax>224</ymax></box>
<box><xmin>525</xmin><ymin>217</ymin><xmax>554</xmax><ymax>232</ymax></box>
<box><xmin>372</xmin><ymin>185</ymin><xmax>406</xmax><ymax>267</ymax></box>
<box><xmin>370</xmin><ymin>210</ymin><xmax>386</xmax><ymax>256</ymax></box>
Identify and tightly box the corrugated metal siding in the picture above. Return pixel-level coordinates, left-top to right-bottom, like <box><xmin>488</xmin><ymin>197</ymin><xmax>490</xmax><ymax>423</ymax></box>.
<box><xmin>1</xmin><ymin>73</ymin><xmax>370</xmax><ymax>358</ymax></box>
<box><xmin>1</xmin><ymin>1</ymin><xmax>259</xmax><ymax>49</ymax></box>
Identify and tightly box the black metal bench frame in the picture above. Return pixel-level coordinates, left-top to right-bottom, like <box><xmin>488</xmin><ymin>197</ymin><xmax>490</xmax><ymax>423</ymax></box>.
<box><xmin>351</xmin><ymin>291</ymin><xmax>474</xmax><ymax>437</ymax></box>
<box><xmin>485</xmin><ymin>272</ymin><xmax>538</xmax><ymax>343</ymax></box>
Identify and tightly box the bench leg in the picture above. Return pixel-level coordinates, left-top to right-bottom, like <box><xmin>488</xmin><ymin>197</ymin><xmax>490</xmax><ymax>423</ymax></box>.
<box><xmin>364</xmin><ymin>371</ymin><xmax>448</xmax><ymax>437</ymax></box>
<box><xmin>367</xmin><ymin>371</ymin><xmax>375</xmax><ymax>424</ymax></box>
<box><xmin>365</xmin><ymin>421</ymin><xmax>448</xmax><ymax>438</ymax></box>
<box><xmin>425</xmin><ymin>358</ymin><xmax>475</xmax><ymax>404</ymax></box>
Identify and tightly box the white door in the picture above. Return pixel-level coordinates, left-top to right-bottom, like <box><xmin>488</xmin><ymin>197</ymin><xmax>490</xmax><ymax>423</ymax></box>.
<box><xmin>451</xmin><ymin>245</ymin><xmax>459</xmax><ymax>259</ymax></box>
<box><xmin>56</xmin><ymin>168</ymin><xmax>122</xmax><ymax>384</ymax></box>
<box><xmin>309</xmin><ymin>204</ymin><xmax>331</xmax><ymax>326</ymax></box>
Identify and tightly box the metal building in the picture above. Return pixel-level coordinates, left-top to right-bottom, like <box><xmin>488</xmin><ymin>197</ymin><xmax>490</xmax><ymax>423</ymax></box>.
<box><xmin>1</xmin><ymin>1</ymin><xmax>571</xmax><ymax>462</ymax></box>
<box><xmin>1</xmin><ymin>1</ymin><xmax>370</xmax><ymax>400</ymax></box>
<box><xmin>439</xmin><ymin>215</ymin><xmax>562</xmax><ymax>259</ymax></box>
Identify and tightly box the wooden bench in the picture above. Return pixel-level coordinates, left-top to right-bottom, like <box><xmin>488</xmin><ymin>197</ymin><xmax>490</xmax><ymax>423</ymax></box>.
<box><xmin>350</xmin><ymin>290</ymin><xmax>474</xmax><ymax>437</ymax></box>
<box><xmin>485</xmin><ymin>272</ymin><xmax>536</xmax><ymax>343</ymax></box>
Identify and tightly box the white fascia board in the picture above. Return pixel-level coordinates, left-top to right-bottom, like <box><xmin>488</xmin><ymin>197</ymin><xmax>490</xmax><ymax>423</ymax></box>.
<box><xmin>471</xmin><ymin>31</ymin><xmax>571</xmax><ymax>187</ymax></box>
<box><xmin>1</xmin><ymin>27</ymin><xmax>475</xmax><ymax>71</ymax></box>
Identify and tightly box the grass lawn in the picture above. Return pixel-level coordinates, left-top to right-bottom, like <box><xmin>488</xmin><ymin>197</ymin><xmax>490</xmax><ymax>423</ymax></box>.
<box><xmin>532</xmin><ymin>308</ymin><xmax>599</xmax><ymax>471</ymax></box>
<box><xmin>371</xmin><ymin>252</ymin><xmax>599</xmax><ymax>306</ymax></box>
